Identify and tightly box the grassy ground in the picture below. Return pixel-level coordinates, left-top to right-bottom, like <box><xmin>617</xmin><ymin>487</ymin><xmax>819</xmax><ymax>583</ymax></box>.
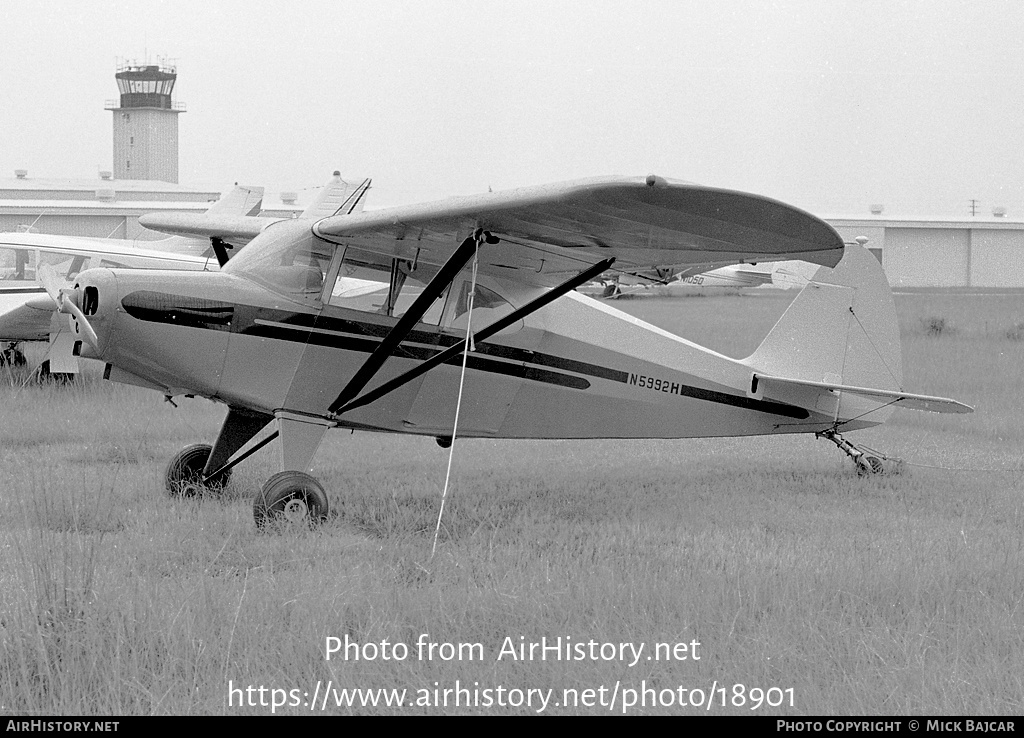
<box><xmin>0</xmin><ymin>290</ymin><xmax>1021</xmax><ymax>715</ymax></box>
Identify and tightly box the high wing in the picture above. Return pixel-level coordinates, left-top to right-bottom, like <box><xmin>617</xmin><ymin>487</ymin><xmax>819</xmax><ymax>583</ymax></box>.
<box><xmin>136</xmin><ymin>212</ymin><xmax>272</xmax><ymax>243</ymax></box>
<box><xmin>135</xmin><ymin>185</ymin><xmax>267</xmax><ymax>253</ymax></box>
<box><xmin>138</xmin><ymin>174</ymin><xmax>371</xmax><ymax>248</ymax></box>
<box><xmin>0</xmin><ymin>291</ymin><xmax>52</xmax><ymax>342</ymax></box>
<box><xmin>312</xmin><ymin>175</ymin><xmax>845</xmax><ymax>288</ymax></box>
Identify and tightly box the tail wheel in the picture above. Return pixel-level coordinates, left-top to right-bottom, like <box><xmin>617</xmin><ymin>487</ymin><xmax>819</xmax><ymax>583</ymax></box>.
<box><xmin>165</xmin><ymin>443</ymin><xmax>231</xmax><ymax>496</ymax></box>
<box><xmin>254</xmin><ymin>471</ymin><xmax>329</xmax><ymax>529</ymax></box>
<box><xmin>856</xmin><ymin>455</ymin><xmax>884</xmax><ymax>476</ymax></box>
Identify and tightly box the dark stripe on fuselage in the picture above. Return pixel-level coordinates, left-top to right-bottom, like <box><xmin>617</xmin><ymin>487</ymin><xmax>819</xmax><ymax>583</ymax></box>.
<box><xmin>122</xmin><ymin>291</ymin><xmax>233</xmax><ymax>331</ymax></box>
<box><xmin>120</xmin><ymin>291</ymin><xmax>808</xmax><ymax>418</ymax></box>
<box><xmin>245</xmin><ymin>321</ymin><xmax>589</xmax><ymax>390</ymax></box>
<box><xmin>0</xmin><ymin>287</ymin><xmax>46</xmax><ymax>295</ymax></box>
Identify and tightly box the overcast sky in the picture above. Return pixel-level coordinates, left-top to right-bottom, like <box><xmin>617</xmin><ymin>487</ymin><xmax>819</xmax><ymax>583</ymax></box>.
<box><xmin>2</xmin><ymin>0</ymin><xmax>1022</xmax><ymax>217</ymax></box>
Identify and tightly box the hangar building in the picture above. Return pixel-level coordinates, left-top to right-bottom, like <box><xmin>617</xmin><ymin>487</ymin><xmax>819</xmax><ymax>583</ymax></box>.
<box><xmin>828</xmin><ymin>213</ymin><xmax>1024</xmax><ymax>288</ymax></box>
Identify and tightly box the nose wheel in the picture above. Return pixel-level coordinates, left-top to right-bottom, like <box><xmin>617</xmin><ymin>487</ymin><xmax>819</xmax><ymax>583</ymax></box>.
<box><xmin>254</xmin><ymin>471</ymin><xmax>329</xmax><ymax>529</ymax></box>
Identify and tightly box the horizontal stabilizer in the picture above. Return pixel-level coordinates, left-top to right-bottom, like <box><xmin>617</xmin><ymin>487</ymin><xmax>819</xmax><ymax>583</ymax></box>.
<box><xmin>755</xmin><ymin>374</ymin><xmax>974</xmax><ymax>414</ymax></box>
<box><xmin>138</xmin><ymin>213</ymin><xmax>274</xmax><ymax>242</ymax></box>
<box><xmin>730</xmin><ymin>269</ymin><xmax>773</xmax><ymax>284</ymax></box>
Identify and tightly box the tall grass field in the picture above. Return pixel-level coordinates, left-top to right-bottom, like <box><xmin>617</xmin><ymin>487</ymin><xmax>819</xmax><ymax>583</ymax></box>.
<box><xmin>0</xmin><ymin>289</ymin><xmax>1021</xmax><ymax>715</ymax></box>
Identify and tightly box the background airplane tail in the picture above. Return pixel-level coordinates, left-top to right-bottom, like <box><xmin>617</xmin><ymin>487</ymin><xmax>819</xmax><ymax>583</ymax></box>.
<box><xmin>743</xmin><ymin>244</ymin><xmax>904</xmax><ymax>420</ymax></box>
<box><xmin>300</xmin><ymin>174</ymin><xmax>371</xmax><ymax>219</ymax></box>
<box><xmin>204</xmin><ymin>185</ymin><xmax>264</xmax><ymax>217</ymax></box>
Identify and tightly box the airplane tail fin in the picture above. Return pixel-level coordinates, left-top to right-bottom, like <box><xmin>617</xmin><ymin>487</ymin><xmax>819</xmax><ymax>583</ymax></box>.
<box><xmin>204</xmin><ymin>185</ymin><xmax>264</xmax><ymax>217</ymax></box>
<box><xmin>300</xmin><ymin>174</ymin><xmax>371</xmax><ymax>219</ymax></box>
<box><xmin>743</xmin><ymin>244</ymin><xmax>908</xmax><ymax>424</ymax></box>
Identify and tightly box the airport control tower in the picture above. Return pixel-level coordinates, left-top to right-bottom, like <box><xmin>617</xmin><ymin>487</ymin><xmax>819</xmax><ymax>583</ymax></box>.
<box><xmin>105</xmin><ymin>60</ymin><xmax>185</xmax><ymax>183</ymax></box>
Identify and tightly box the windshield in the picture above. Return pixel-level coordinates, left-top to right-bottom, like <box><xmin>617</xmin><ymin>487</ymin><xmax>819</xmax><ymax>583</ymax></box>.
<box><xmin>223</xmin><ymin>220</ymin><xmax>335</xmax><ymax>296</ymax></box>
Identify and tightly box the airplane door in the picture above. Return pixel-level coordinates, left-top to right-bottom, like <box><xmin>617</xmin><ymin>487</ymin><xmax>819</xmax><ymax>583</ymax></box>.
<box><xmin>404</xmin><ymin>362</ymin><xmax>520</xmax><ymax>437</ymax></box>
<box><xmin>404</xmin><ymin>273</ymin><xmax>523</xmax><ymax>436</ymax></box>
<box><xmin>219</xmin><ymin>231</ymin><xmax>334</xmax><ymax>413</ymax></box>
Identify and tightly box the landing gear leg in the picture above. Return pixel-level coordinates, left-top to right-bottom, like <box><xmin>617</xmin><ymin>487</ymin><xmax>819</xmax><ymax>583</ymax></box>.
<box><xmin>164</xmin><ymin>407</ymin><xmax>273</xmax><ymax>496</ymax></box>
<box><xmin>816</xmin><ymin>428</ymin><xmax>901</xmax><ymax>476</ymax></box>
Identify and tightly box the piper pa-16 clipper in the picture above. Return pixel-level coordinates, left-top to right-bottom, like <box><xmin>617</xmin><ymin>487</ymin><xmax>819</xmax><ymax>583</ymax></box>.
<box><xmin>40</xmin><ymin>175</ymin><xmax>972</xmax><ymax>528</ymax></box>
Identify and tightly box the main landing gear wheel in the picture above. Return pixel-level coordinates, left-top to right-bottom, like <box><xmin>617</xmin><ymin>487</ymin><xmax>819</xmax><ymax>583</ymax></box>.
<box><xmin>38</xmin><ymin>360</ymin><xmax>76</xmax><ymax>384</ymax></box>
<box><xmin>254</xmin><ymin>471</ymin><xmax>329</xmax><ymax>530</ymax></box>
<box><xmin>165</xmin><ymin>443</ymin><xmax>231</xmax><ymax>497</ymax></box>
<box><xmin>0</xmin><ymin>346</ymin><xmax>26</xmax><ymax>367</ymax></box>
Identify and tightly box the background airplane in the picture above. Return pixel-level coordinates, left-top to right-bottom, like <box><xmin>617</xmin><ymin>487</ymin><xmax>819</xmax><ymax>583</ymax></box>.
<box><xmin>0</xmin><ymin>172</ymin><xmax>370</xmax><ymax>376</ymax></box>
<box><xmin>591</xmin><ymin>260</ymin><xmax>822</xmax><ymax>298</ymax></box>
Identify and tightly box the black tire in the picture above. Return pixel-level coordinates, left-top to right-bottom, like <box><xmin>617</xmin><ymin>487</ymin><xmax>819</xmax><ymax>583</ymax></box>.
<box><xmin>0</xmin><ymin>348</ymin><xmax>26</xmax><ymax>367</ymax></box>
<box><xmin>165</xmin><ymin>443</ymin><xmax>231</xmax><ymax>496</ymax></box>
<box><xmin>254</xmin><ymin>471</ymin><xmax>329</xmax><ymax>529</ymax></box>
<box><xmin>38</xmin><ymin>360</ymin><xmax>76</xmax><ymax>384</ymax></box>
<box><xmin>856</xmin><ymin>455</ymin><xmax>884</xmax><ymax>476</ymax></box>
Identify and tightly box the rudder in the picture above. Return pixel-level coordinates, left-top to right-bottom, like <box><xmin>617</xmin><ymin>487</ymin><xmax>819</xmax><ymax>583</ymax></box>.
<box><xmin>744</xmin><ymin>244</ymin><xmax>903</xmax><ymax>402</ymax></box>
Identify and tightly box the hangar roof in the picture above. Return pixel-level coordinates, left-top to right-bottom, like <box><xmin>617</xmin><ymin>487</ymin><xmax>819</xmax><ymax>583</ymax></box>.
<box><xmin>0</xmin><ymin>175</ymin><xmax>220</xmax><ymax>202</ymax></box>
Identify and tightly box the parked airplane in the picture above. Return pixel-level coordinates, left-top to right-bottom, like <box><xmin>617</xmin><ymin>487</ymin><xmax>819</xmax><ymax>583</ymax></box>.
<box><xmin>140</xmin><ymin>171</ymin><xmax>370</xmax><ymax>266</ymax></box>
<box><xmin>42</xmin><ymin>175</ymin><xmax>971</xmax><ymax>528</ymax></box>
<box><xmin>592</xmin><ymin>260</ymin><xmax>821</xmax><ymax>298</ymax></box>
<box><xmin>0</xmin><ymin>173</ymin><xmax>370</xmax><ymax>375</ymax></box>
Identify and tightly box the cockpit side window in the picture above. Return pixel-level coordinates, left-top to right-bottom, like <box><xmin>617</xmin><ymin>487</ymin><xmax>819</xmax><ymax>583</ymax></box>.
<box><xmin>0</xmin><ymin>247</ymin><xmax>37</xmax><ymax>281</ymax></box>
<box><xmin>35</xmin><ymin>251</ymin><xmax>92</xmax><ymax>279</ymax></box>
<box><xmin>446</xmin><ymin>279</ymin><xmax>515</xmax><ymax>332</ymax></box>
<box><xmin>327</xmin><ymin>247</ymin><xmax>446</xmax><ymax>325</ymax></box>
<box><xmin>223</xmin><ymin>221</ymin><xmax>334</xmax><ymax>297</ymax></box>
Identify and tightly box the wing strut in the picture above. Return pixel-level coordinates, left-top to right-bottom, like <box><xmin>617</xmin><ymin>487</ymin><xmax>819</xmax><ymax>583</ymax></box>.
<box><xmin>326</xmin><ymin>229</ymin><xmax>497</xmax><ymax>415</ymax></box>
<box><xmin>332</xmin><ymin>256</ymin><xmax>615</xmax><ymax>417</ymax></box>
<box><xmin>202</xmin><ymin>430</ymin><xmax>279</xmax><ymax>484</ymax></box>
<box><xmin>210</xmin><ymin>237</ymin><xmax>232</xmax><ymax>267</ymax></box>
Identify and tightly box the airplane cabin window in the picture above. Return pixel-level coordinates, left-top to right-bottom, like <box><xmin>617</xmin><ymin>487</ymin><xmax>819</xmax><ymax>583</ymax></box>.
<box><xmin>223</xmin><ymin>222</ymin><xmax>333</xmax><ymax>297</ymax></box>
<box><xmin>0</xmin><ymin>247</ymin><xmax>37</xmax><ymax>281</ymax></box>
<box><xmin>327</xmin><ymin>248</ymin><xmax>445</xmax><ymax>325</ymax></box>
<box><xmin>38</xmin><ymin>251</ymin><xmax>91</xmax><ymax>279</ymax></box>
<box><xmin>448</xmin><ymin>281</ymin><xmax>515</xmax><ymax>332</ymax></box>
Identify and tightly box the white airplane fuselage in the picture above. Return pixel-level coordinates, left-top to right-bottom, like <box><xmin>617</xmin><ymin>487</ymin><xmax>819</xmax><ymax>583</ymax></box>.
<box><xmin>75</xmin><ymin>255</ymin><xmax>879</xmax><ymax>442</ymax></box>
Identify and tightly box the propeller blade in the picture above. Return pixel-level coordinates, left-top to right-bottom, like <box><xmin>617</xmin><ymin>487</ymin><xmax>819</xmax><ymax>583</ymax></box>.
<box><xmin>60</xmin><ymin>298</ymin><xmax>99</xmax><ymax>349</ymax></box>
<box><xmin>41</xmin><ymin>264</ymin><xmax>99</xmax><ymax>350</ymax></box>
<box><xmin>37</xmin><ymin>263</ymin><xmax>63</xmax><ymax>302</ymax></box>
